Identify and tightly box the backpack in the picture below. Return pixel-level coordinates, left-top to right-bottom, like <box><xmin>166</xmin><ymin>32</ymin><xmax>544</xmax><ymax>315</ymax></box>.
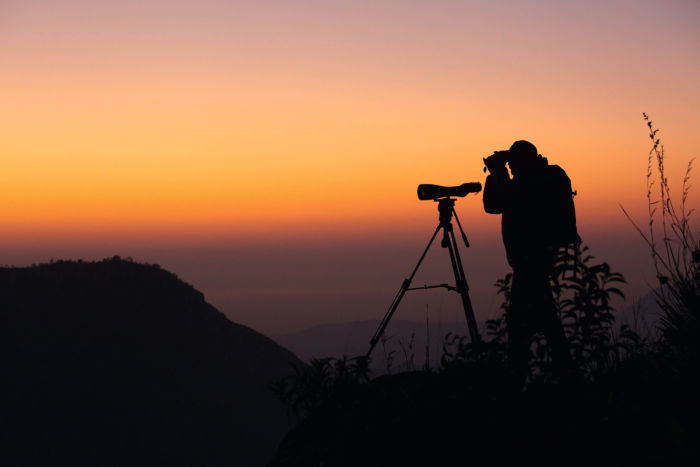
<box><xmin>546</xmin><ymin>164</ymin><xmax>580</xmax><ymax>249</ymax></box>
<box><xmin>544</xmin><ymin>164</ymin><xmax>581</xmax><ymax>276</ymax></box>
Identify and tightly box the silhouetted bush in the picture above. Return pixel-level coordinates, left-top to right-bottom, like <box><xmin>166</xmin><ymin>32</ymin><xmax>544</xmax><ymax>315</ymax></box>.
<box><xmin>439</xmin><ymin>244</ymin><xmax>644</xmax><ymax>385</ymax></box>
<box><xmin>270</xmin><ymin>356</ymin><xmax>370</xmax><ymax>421</ymax></box>
<box><xmin>270</xmin><ymin>243</ymin><xmax>666</xmax><ymax>466</ymax></box>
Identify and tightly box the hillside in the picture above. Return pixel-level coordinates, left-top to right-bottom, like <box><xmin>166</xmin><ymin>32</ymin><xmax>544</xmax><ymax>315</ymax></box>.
<box><xmin>0</xmin><ymin>257</ymin><xmax>300</xmax><ymax>466</ymax></box>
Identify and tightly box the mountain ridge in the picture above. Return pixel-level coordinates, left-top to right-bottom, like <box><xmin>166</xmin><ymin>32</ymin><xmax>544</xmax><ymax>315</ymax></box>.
<box><xmin>0</xmin><ymin>257</ymin><xmax>300</xmax><ymax>467</ymax></box>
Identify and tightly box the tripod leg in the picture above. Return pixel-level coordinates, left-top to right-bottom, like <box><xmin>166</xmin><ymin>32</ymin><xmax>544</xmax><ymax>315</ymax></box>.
<box><xmin>452</xmin><ymin>207</ymin><xmax>470</xmax><ymax>248</ymax></box>
<box><xmin>367</xmin><ymin>224</ymin><xmax>442</xmax><ymax>357</ymax></box>
<box><xmin>444</xmin><ymin>226</ymin><xmax>482</xmax><ymax>345</ymax></box>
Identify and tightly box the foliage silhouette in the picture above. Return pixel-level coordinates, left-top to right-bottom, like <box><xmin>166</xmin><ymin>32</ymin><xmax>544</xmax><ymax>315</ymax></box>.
<box><xmin>270</xmin><ymin>355</ymin><xmax>370</xmax><ymax>422</ymax></box>
<box><xmin>270</xmin><ymin>245</ymin><xmax>677</xmax><ymax>466</ymax></box>
<box><xmin>270</xmin><ymin>238</ymin><xmax>700</xmax><ymax>465</ymax></box>
<box><xmin>622</xmin><ymin>114</ymin><xmax>700</xmax><ymax>369</ymax></box>
<box><xmin>439</xmin><ymin>244</ymin><xmax>641</xmax><ymax>385</ymax></box>
<box><xmin>271</xmin><ymin>221</ymin><xmax>700</xmax><ymax>465</ymax></box>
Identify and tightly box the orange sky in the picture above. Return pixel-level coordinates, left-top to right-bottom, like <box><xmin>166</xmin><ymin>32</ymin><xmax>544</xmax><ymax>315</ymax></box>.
<box><xmin>0</xmin><ymin>1</ymin><xmax>699</xmax><ymax>332</ymax></box>
<box><xmin>2</xmin><ymin>0</ymin><xmax>698</xmax><ymax>241</ymax></box>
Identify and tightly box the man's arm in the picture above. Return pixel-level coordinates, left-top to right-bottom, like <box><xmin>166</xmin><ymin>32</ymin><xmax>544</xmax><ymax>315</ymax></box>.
<box><xmin>483</xmin><ymin>166</ymin><xmax>510</xmax><ymax>214</ymax></box>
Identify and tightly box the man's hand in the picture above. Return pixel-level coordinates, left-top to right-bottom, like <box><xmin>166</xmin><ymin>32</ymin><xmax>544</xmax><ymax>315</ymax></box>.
<box><xmin>483</xmin><ymin>150</ymin><xmax>509</xmax><ymax>174</ymax></box>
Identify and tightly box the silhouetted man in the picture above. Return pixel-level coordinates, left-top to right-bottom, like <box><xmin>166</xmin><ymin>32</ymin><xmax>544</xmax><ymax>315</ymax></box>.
<box><xmin>483</xmin><ymin>140</ymin><xmax>578</xmax><ymax>382</ymax></box>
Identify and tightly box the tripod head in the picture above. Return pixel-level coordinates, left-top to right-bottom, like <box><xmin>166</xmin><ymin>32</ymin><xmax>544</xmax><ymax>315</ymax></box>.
<box><xmin>437</xmin><ymin>197</ymin><xmax>456</xmax><ymax>228</ymax></box>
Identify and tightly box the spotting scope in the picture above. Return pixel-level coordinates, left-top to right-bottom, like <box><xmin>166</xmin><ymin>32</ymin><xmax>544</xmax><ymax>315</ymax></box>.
<box><xmin>417</xmin><ymin>182</ymin><xmax>482</xmax><ymax>200</ymax></box>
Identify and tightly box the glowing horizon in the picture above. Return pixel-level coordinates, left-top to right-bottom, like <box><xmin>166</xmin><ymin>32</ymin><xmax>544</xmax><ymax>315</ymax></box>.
<box><xmin>0</xmin><ymin>1</ymin><xmax>698</xmax><ymax>275</ymax></box>
<box><xmin>2</xmin><ymin>1</ymin><xmax>698</xmax><ymax>246</ymax></box>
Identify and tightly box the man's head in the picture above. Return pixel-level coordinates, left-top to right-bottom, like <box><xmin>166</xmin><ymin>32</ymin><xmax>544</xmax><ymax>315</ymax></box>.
<box><xmin>507</xmin><ymin>140</ymin><xmax>538</xmax><ymax>176</ymax></box>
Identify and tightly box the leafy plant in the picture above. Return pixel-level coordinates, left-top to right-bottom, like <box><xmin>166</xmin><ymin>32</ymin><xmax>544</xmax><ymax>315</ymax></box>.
<box><xmin>270</xmin><ymin>355</ymin><xmax>370</xmax><ymax>421</ymax></box>
<box><xmin>548</xmin><ymin>246</ymin><xmax>640</xmax><ymax>381</ymax></box>
<box><xmin>441</xmin><ymin>245</ymin><xmax>643</xmax><ymax>384</ymax></box>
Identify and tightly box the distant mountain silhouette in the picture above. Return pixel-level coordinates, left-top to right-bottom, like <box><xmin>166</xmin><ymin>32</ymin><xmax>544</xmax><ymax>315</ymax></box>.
<box><xmin>0</xmin><ymin>257</ymin><xmax>300</xmax><ymax>467</ymax></box>
<box><xmin>274</xmin><ymin>320</ymin><xmax>481</xmax><ymax>372</ymax></box>
<box><xmin>274</xmin><ymin>302</ymin><xmax>662</xmax><ymax>373</ymax></box>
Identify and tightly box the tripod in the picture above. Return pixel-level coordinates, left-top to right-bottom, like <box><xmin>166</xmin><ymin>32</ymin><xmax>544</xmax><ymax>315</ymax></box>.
<box><xmin>367</xmin><ymin>197</ymin><xmax>481</xmax><ymax>357</ymax></box>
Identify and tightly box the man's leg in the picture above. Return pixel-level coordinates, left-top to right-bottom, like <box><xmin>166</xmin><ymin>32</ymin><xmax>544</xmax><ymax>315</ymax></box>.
<box><xmin>507</xmin><ymin>268</ymin><xmax>534</xmax><ymax>384</ymax></box>
<box><xmin>528</xmin><ymin>264</ymin><xmax>575</xmax><ymax>378</ymax></box>
<box><xmin>540</xmin><ymin>303</ymin><xmax>575</xmax><ymax>378</ymax></box>
<box><xmin>512</xmin><ymin>263</ymin><xmax>575</xmax><ymax>380</ymax></box>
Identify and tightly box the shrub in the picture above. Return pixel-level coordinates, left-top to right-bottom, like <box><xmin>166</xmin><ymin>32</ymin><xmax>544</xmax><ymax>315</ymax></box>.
<box><xmin>441</xmin><ymin>245</ymin><xmax>642</xmax><ymax>384</ymax></box>
<box><xmin>270</xmin><ymin>356</ymin><xmax>370</xmax><ymax>421</ymax></box>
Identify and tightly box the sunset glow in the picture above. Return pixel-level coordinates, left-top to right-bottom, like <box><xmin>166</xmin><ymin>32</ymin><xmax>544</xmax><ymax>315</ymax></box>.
<box><xmin>1</xmin><ymin>0</ymin><xmax>699</xmax><ymax>332</ymax></box>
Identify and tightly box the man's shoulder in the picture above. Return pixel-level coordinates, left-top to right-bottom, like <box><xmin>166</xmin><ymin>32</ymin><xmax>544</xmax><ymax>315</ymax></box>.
<box><xmin>544</xmin><ymin>164</ymin><xmax>571</xmax><ymax>182</ymax></box>
<box><xmin>545</xmin><ymin>163</ymin><xmax>567</xmax><ymax>174</ymax></box>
